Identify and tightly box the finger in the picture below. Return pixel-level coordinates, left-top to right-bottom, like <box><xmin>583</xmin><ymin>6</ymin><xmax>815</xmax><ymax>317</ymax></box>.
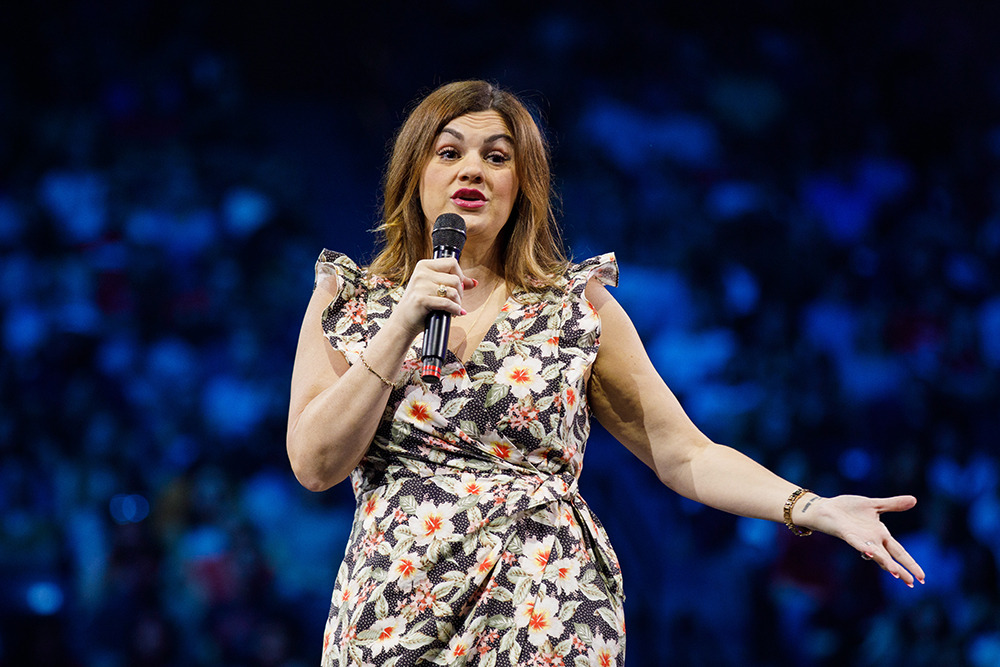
<box><xmin>429</xmin><ymin>295</ymin><xmax>465</xmax><ymax>317</ymax></box>
<box><xmin>434</xmin><ymin>283</ymin><xmax>457</xmax><ymax>301</ymax></box>
<box><xmin>452</xmin><ymin>264</ymin><xmax>467</xmax><ymax>287</ymax></box>
<box><xmin>430</xmin><ymin>260</ymin><xmax>467</xmax><ymax>292</ymax></box>
<box><xmin>426</xmin><ymin>279</ymin><xmax>463</xmax><ymax>310</ymax></box>
<box><xmin>407</xmin><ymin>273</ymin><xmax>462</xmax><ymax>308</ymax></box>
<box><xmin>872</xmin><ymin>495</ymin><xmax>917</xmax><ymax>513</ymax></box>
<box><xmin>884</xmin><ymin>538</ymin><xmax>925</xmax><ymax>586</ymax></box>
<box><xmin>853</xmin><ymin>538</ymin><xmax>879</xmax><ymax>563</ymax></box>
<box><xmin>415</xmin><ymin>258</ymin><xmax>471</xmax><ymax>294</ymax></box>
<box><xmin>858</xmin><ymin>542</ymin><xmax>905</xmax><ymax>584</ymax></box>
<box><xmin>421</xmin><ymin>256</ymin><xmax>464</xmax><ymax>279</ymax></box>
<box><xmin>846</xmin><ymin>534</ymin><xmax>891</xmax><ymax>567</ymax></box>
<box><xmin>415</xmin><ymin>275</ymin><xmax>462</xmax><ymax>304</ymax></box>
<box><xmin>422</xmin><ymin>270</ymin><xmax>462</xmax><ymax>288</ymax></box>
<box><xmin>433</xmin><ymin>284</ymin><xmax>457</xmax><ymax>300</ymax></box>
<box><xmin>854</xmin><ymin>536</ymin><xmax>921</xmax><ymax>588</ymax></box>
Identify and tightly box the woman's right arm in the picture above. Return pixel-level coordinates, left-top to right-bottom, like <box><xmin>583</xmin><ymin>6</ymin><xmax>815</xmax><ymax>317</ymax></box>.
<box><xmin>286</xmin><ymin>258</ymin><xmax>472</xmax><ymax>491</ymax></box>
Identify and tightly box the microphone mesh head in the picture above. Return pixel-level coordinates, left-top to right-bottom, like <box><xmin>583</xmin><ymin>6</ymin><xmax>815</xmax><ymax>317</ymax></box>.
<box><xmin>431</xmin><ymin>214</ymin><xmax>467</xmax><ymax>250</ymax></box>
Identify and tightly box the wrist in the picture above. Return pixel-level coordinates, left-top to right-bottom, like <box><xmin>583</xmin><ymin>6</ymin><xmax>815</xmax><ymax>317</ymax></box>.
<box><xmin>795</xmin><ymin>491</ymin><xmax>826</xmax><ymax>531</ymax></box>
<box><xmin>783</xmin><ymin>488</ymin><xmax>824</xmax><ymax>536</ymax></box>
<box><xmin>383</xmin><ymin>309</ymin><xmax>424</xmax><ymax>344</ymax></box>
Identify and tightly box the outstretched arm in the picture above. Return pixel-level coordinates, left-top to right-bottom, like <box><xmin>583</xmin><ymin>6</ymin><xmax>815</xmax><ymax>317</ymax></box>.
<box><xmin>585</xmin><ymin>281</ymin><xmax>925</xmax><ymax>587</ymax></box>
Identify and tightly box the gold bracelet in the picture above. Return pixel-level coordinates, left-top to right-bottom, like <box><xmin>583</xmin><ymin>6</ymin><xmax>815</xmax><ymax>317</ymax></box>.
<box><xmin>783</xmin><ymin>487</ymin><xmax>813</xmax><ymax>537</ymax></box>
<box><xmin>359</xmin><ymin>352</ymin><xmax>394</xmax><ymax>389</ymax></box>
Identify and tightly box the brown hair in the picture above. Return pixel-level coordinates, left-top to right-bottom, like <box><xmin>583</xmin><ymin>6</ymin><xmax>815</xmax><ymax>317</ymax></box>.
<box><xmin>367</xmin><ymin>80</ymin><xmax>568</xmax><ymax>291</ymax></box>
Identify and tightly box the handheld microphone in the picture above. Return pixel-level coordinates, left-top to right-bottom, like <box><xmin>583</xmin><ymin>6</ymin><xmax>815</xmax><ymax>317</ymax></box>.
<box><xmin>420</xmin><ymin>214</ymin><xmax>467</xmax><ymax>382</ymax></box>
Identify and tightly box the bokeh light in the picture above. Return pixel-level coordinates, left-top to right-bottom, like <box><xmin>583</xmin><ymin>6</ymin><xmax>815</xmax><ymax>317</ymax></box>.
<box><xmin>2</xmin><ymin>2</ymin><xmax>998</xmax><ymax>665</ymax></box>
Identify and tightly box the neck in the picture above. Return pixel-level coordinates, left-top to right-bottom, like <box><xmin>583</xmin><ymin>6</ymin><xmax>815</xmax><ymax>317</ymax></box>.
<box><xmin>458</xmin><ymin>239</ymin><xmax>505</xmax><ymax>283</ymax></box>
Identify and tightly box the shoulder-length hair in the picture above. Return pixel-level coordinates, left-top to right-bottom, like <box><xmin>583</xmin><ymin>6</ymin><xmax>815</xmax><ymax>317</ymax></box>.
<box><xmin>367</xmin><ymin>80</ymin><xmax>568</xmax><ymax>291</ymax></box>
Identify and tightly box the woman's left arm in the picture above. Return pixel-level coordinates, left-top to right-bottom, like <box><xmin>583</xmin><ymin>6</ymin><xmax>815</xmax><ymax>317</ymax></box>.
<box><xmin>585</xmin><ymin>282</ymin><xmax>925</xmax><ymax>587</ymax></box>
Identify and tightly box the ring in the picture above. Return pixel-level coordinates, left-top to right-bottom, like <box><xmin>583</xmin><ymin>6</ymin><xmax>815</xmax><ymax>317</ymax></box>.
<box><xmin>861</xmin><ymin>541</ymin><xmax>875</xmax><ymax>560</ymax></box>
<box><xmin>861</xmin><ymin>552</ymin><xmax>873</xmax><ymax>560</ymax></box>
<box><xmin>436</xmin><ymin>284</ymin><xmax>448</xmax><ymax>297</ymax></box>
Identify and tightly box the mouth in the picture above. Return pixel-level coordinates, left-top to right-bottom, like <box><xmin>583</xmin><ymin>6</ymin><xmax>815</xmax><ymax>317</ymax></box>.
<box><xmin>451</xmin><ymin>188</ymin><xmax>487</xmax><ymax>209</ymax></box>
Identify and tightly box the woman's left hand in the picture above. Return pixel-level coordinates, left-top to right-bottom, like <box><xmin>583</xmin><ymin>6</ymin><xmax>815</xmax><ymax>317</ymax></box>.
<box><xmin>802</xmin><ymin>494</ymin><xmax>925</xmax><ymax>587</ymax></box>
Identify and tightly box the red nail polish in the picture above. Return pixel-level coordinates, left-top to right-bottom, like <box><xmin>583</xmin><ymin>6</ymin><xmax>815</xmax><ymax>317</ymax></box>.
<box><xmin>473</xmin><ymin>279</ymin><xmax>479</xmax><ymax>287</ymax></box>
<box><xmin>460</xmin><ymin>309</ymin><xmax>467</xmax><ymax>316</ymax></box>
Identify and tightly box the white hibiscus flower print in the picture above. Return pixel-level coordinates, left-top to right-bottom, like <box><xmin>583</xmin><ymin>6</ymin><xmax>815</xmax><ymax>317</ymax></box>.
<box><xmin>395</xmin><ymin>385</ymin><xmax>446</xmax><ymax>429</ymax></box>
<box><xmin>589</xmin><ymin>633</ymin><xmax>620</xmax><ymax>667</ymax></box>
<box><xmin>495</xmin><ymin>355</ymin><xmax>546</xmax><ymax>399</ymax></box>
<box><xmin>549</xmin><ymin>557</ymin><xmax>581</xmax><ymax>595</ymax></box>
<box><xmin>515</xmin><ymin>595</ymin><xmax>565</xmax><ymax>647</ymax></box>
<box><xmin>519</xmin><ymin>537</ymin><xmax>552</xmax><ymax>578</ymax></box>
<box><xmin>456</xmin><ymin>472</ymin><xmax>492</xmax><ymax>498</ymax></box>
<box><xmin>440</xmin><ymin>363</ymin><xmax>470</xmax><ymax>392</ymax></box>
<box><xmin>407</xmin><ymin>500</ymin><xmax>455</xmax><ymax>546</ymax></box>
<box><xmin>369</xmin><ymin>615</ymin><xmax>407</xmax><ymax>655</ymax></box>
<box><xmin>481</xmin><ymin>430</ymin><xmax>522</xmax><ymax>462</ymax></box>
<box><xmin>386</xmin><ymin>554</ymin><xmax>426</xmax><ymax>590</ymax></box>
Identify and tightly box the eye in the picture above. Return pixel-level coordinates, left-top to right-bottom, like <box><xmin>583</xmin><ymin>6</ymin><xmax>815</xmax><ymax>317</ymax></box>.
<box><xmin>437</xmin><ymin>148</ymin><xmax>460</xmax><ymax>160</ymax></box>
<box><xmin>485</xmin><ymin>150</ymin><xmax>511</xmax><ymax>165</ymax></box>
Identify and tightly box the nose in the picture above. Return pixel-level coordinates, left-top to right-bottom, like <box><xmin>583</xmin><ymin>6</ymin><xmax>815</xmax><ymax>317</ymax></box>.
<box><xmin>458</xmin><ymin>155</ymin><xmax>485</xmax><ymax>183</ymax></box>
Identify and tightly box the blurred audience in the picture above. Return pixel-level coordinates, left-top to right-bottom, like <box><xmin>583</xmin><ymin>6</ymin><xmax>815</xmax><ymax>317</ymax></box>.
<box><xmin>1</xmin><ymin>3</ymin><xmax>998</xmax><ymax>665</ymax></box>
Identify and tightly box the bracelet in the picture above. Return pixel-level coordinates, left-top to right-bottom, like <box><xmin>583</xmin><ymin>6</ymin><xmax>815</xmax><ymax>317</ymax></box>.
<box><xmin>783</xmin><ymin>487</ymin><xmax>813</xmax><ymax>537</ymax></box>
<box><xmin>359</xmin><ymin>351</ymin><xmax>394</xmax><ymax>389</ymax></box>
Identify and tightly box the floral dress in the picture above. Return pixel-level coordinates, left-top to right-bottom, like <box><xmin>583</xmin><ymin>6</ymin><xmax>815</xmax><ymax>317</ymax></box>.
<box><xmin>316</xmin><ymin>250</ymin><xmax>625</xmax><ymax>667</ymax></box>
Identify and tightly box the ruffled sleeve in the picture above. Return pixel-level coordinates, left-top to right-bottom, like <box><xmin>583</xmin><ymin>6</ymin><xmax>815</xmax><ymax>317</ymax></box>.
<box><xmin>315</xmin><ymin>250</ymin><xmax>368</xmax><ymax>366</ymax></box>
<box><xmin>559</xmin><ymin>252</ymin><xmax>619</xmax><ymax>359</ymax></box>
<box><xmin>566</xmin><ymin>252</ymin><xmax>619</xmax><ymax>295</ymax></box>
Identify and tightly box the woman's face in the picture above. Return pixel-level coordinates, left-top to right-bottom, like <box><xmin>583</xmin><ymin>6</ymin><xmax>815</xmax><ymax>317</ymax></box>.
<box><xmin>419</xmin><ymin>110</ymin><xmax>519</xmax><ymax>252</ymax></box>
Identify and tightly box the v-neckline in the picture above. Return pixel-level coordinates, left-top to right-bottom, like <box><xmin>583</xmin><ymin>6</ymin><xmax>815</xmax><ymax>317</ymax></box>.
<box><xmin>446</xmin><ymin>289</ymin><xmax>516</xmax><ymax>369</ymax></box>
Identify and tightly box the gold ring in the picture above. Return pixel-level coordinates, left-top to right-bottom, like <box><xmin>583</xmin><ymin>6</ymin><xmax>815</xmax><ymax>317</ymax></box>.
<box><xmin>436</xmin><ymin>284</ymin><xmax>448</xmax><ymax>297</ymax></box>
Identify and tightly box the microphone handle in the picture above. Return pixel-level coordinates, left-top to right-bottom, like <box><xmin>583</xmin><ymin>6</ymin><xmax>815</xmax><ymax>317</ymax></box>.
<box><xmin>420</xmin><ymin>245</ymin><xmax>461</xmax><ymax>382</ymax></box>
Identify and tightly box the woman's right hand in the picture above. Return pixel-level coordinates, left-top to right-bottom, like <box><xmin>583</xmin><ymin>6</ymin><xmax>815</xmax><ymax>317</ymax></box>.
<box><xmin>389</xmin><ymin>257</ymin><xmax>477</xmax><ymax>339</ymax></box>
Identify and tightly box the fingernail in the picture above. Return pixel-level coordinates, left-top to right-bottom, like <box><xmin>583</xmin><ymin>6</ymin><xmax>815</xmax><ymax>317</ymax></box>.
<box><xmin>460</xmin><ymin>309</ymin><xmax>467</xmax><ymax>316</ymax></box>
<box><xmin>473</xmin><ymin>279</ymin><xmax>479</xmax><ymax>287</ymax></box>
<box><xmin>918</xmin><ymin>578</ymin><xmax>925</xmax><ymax>585</ymax></box>
<box><xmin>891</xmin><ymin>572</ymin><xmax>899</xmax><ymax>579</ymax></box>
<box><xmin>907</xmin><ymin>581</ymin><xmax>914</xmax><ymax>589</ymax></box>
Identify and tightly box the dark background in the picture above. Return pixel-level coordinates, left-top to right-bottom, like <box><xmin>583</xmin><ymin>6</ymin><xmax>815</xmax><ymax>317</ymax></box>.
<box><xmin>2</xmin><ymin>1</ymin><xmax>999</xmax><ymax>665</ymax></box>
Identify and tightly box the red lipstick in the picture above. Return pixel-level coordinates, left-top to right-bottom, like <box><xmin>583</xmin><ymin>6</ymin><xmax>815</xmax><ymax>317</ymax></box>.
<box><xmin>451</xmin><ymin>188</ymin><xmax>486</xmax><ymax>209</ymax></box>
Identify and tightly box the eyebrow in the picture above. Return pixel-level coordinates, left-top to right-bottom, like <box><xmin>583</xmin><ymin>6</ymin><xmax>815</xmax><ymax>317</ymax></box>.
<box><xmin>439</xmin><ymin>127</ymin><xmax>514</xmax><ymax>145</ymax></box>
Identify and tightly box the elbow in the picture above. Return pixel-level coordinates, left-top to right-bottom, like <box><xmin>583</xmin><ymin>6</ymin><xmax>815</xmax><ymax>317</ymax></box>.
<box><xmin>295</xmin><ymin>471</ymin><xmax>335</xmax><ymax>493</ymax></box>
<box><xmin>286</xmin><ymin>434</ymin><xmax>338</xmax><ymax>493</ymax></box>
<box><xmin>290</xmin><ymin>460</ymin><xmax>334</xmax><ymax>492</ymax></box>
<box><xmin>654</xmin><ymin>436</ymin><xmax>713</xmax><ymax>491</ymax></box>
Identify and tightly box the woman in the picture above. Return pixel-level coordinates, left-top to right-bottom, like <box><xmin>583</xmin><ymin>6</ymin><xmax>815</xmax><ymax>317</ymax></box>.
<box><xmin>287</xmin><ymin>80</ymin><xmax>924</xmax><ymax>666</ymax></box>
